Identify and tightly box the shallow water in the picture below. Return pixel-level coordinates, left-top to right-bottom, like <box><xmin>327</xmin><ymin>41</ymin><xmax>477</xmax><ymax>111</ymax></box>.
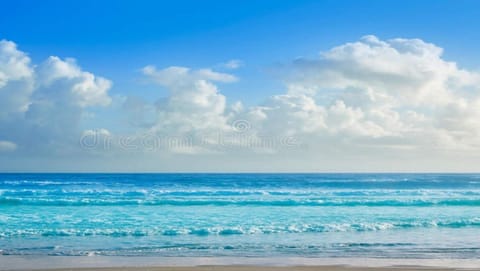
<box><xmin>0</xmin><ymin>173</ymin><xmax>479</xmax><ymax>258</ymax></box>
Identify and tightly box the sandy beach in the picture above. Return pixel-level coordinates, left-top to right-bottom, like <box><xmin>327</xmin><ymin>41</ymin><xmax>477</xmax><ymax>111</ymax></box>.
<box><xmin>2</xmin><ymin>257</ymin><xmax>480</xmax><ymax>271</ymax></box>
<box><xmin>8</xmin><ymin>266</ymin><xmax>480</xmax><ymax>271</ymax></box>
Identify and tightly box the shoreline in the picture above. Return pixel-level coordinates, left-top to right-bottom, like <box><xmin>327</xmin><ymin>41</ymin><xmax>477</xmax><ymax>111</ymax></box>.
<box><xmin>1</xmin><ymin>256</ymin><xmax>480</xmax><ymax>271</ymax></box>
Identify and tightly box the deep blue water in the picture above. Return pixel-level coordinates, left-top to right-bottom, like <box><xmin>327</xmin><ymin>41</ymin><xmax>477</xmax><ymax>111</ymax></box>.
<box><xmin>0</xmin><ymin>173</ymin><xmax>479</xmax><ymax>258</ymax></box>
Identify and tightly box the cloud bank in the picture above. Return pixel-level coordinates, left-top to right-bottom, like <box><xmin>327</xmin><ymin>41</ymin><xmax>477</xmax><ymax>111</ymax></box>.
<box><xmin>253</xmin><ymin>35</ymin><xmax>480</xmax><ymax>150</ymax></box>
<box><xmin>2</xmin><ymin>36</ymin><xmax>480</xmax><ymax>171</ymax></box>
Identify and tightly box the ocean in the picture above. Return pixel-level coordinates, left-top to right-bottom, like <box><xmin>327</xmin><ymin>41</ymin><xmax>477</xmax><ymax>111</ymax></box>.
<box><xmin>0</xmin><ymin>173</ymin><xmax>479</xmax><ymax>259</ymax></box>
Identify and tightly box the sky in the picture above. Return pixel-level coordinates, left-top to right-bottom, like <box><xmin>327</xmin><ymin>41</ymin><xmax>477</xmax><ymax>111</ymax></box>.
<box><xmin>1</xmin><ymin>0</ymin><xmax>480</xmax><ymax>172</ymax></box>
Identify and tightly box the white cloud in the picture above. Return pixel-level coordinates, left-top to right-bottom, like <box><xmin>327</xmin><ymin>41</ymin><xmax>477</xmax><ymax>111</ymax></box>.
<box><xmin>247</xmin><ymin>94</ymin><xmax>326</xmax><ymax>136</ymax></box>
<box><xmin>0</xmin><ymin>40</ymin><xmax>33</xmax><ymax>87</ymax></box>
<box><xmin>0</xmin><ymin>39</ymin><xmax>113</xmax><ymax>153</ymax></box>
<box><xmin>0</xmin><ymin>140</ymin><xmax>17</xmax><ymax>152</ymax></box>
<box><xmin>285</xmin><ymin>35</ymin><xmax>479</xmax><ymax>108</ymax></box>
<box><xmin>38</xmin><ymin>56</ymin><xmax>112</xmax><ymax>107</ymax></box>
<box><xmin>0</xmin><ymin>40</ymin><xmax>35</xmax><ymax>119</ymax></box>
<box><xmin>262</xmin><ymin>35</ymin><xmax>480</xmax><ymax>151</ymax></box>
<box><xmin>143</xmin><ymin>65</ymin><xmax>237</xmax><ymax>85</ymax></box>
<box><xmin>142</xmin><ymin>65</ymin><xmax>237</xmax><ymax>134</ymax></box>
<box><xmin>82</xmin><ymin>128</ymin><xmax>111</xmax><ymax>137</ymax></box>
<box><xmin>222</xmin><ymin>59</ymin><xmax>243</xmax><ymax>69</ymax></box>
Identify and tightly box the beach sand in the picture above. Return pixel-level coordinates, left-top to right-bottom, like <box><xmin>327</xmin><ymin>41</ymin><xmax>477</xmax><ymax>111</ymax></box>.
<box><xmin>15</xmin><ymin>266</ymin><xmax>480</xmax><ymax>271</ymax></box>
<box><xmin>2</xmin><ymin>257</ymin><xmax>480</xmax><ymax>271</ymax></box>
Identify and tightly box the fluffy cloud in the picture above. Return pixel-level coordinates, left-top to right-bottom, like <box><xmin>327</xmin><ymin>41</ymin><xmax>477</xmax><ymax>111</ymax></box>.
<box><xmin>0</xmin><ymin>39</ymin><xmax>112</xmax><ymax>154</ymax></box>
<box><xmin>142</xmin><ymin>65</ymin><xmax>237</xmax><ymax>133</ymax></box>
<box><xmin>0</xmin><ymin>40</ymin><xmax>32</xmax><ymax>87</ymax></box>
<box><xmin>0</xmin><ymin>40</ymin><xmax>34</xmax><ymax>119</ymax></box>
<box><xmin>252</xmin><ymin>35</ymin><xmax>480</xmax><ymax>150</ymax></box>
<box><xmin>37</xmin><ymin>56</ymin><xmax>112</xmax><ymax>107</ymax></box>
<box><xmin>285</xmin><ymin>35</ymin><xmax>480</xmax><ymax>108</ymax></box>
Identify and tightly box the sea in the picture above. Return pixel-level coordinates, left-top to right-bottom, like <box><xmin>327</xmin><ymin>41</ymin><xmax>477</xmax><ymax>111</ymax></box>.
<box><xmin>0</xmin><ymin>173</ymin><xmax>479</xmax><ymax>260</ymax></box>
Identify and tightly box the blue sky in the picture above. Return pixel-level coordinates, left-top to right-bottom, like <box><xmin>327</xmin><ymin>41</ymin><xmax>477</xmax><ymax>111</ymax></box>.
<box><xmin>2</xmin><ymin>1</ymin><xmax>480</xmax><ymax>171</ymax></box>
<box><xmin>3</xmin><ymin>0</ymin><xmax>480</xmax><ymax>102</ymax></box>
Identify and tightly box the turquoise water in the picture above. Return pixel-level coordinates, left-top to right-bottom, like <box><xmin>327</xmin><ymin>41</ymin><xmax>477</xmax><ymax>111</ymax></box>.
<box><xmin>0</xmin><ymin>173</ymin><xmax>479</xmax><ymax>258</ymax></box>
